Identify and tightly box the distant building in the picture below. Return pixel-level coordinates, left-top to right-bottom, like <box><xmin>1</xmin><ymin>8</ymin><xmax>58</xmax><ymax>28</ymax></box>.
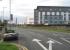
<box><xmin>25</xmin><ymin>17</ymin><xmax>34</xmax><ymax>24</ymax></box>
<box><xmin>29</xmin><ymin>18</ymin><xmax>34</xmax><ymax>24</ymax></box>
<box><xmin>34</xmin><ymin>6</ymin><xmax>70</xmax><ymax>25</ymax></box>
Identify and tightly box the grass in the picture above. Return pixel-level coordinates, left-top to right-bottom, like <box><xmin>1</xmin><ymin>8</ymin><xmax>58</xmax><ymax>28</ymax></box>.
<box><xmin>18</xmin><ymin>25</ymin><xmax>70</xmax><ymax>33</ymax></box>
<box><xmin>0</xmin><ymin>42</ymin><xmax>19</xmax><ymax>50</ymax></box>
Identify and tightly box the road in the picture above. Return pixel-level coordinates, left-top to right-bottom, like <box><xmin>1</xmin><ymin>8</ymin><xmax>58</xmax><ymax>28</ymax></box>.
<box><xmin>15</xmin><ymin>27</ymin><xmax>70</xmax><ymax>50</ymax></box>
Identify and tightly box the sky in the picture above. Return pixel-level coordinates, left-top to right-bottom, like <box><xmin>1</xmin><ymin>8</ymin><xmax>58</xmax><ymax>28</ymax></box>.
<box><xmin>0</xmin><ymin>0</ymin><xmax>70</xmax><ymax>24</ymax></box>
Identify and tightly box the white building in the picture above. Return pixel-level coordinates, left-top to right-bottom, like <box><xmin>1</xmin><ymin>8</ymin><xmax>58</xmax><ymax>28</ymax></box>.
<box><xmin>34</xmin><ymin>6</ymin><xmax>70</xmax><ymax>25</ymax></box>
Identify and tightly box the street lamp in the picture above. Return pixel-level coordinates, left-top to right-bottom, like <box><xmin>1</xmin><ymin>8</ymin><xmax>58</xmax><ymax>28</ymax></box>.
<box><xmin>2</xmin><ymin>7</ymin><xmax>7</xmax><ymax>22</ymax></box>
<box><xmin>9</xmin><ymin>0</ymin><xmax>12</xmax><ymax>21</ymax></box>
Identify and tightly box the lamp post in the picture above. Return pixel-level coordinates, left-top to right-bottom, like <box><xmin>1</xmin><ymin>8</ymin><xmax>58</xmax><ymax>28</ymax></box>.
<box><xmin>9</xmin><ymin>0</ymin><xmax>12</xmax><ymax>30</ymax></box>
<box><xmin>2</xmin><ymin>7</ymin><xmax>7</xmax><ymax>22</ymax></box>
<box><xmin>9</xmin><ymin>0</ymin><xmax>11</xmax><ymax>19</ymax></box>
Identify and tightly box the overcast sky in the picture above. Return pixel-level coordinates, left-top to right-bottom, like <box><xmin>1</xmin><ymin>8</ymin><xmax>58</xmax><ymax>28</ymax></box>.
<box><xmin>0</xmin><ymin>0</ymin><xmax>70</xmax><ymax>17</ymax></box>
<box><xmin>0</xmin><ymin>0</ymin><xmax>70</xmax><ymax>24</ymax></box>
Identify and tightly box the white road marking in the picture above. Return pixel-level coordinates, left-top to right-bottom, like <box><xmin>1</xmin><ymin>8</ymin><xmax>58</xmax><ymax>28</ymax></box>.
<box><xmin>60</xmin><ymin>38</ymin><xmax>70</xmax><ymax>44</ymax></box>
<box><xmin>53</xmin><ymin>34</ymin><xmax>58</xmax><ymax>36</ymax></box>
<box><xmin>48</xmin><ymin>38</ymin><xmax>63</xmax><ymax>44</ymax></box>
<box><xmin>63</xmin><ymin>38</ymin><xmax>70</xmax><ymax>39</ymax></box>
<box><xmin>47</xmin><ymin>40</ymin><xmax>54</xmax><ymax>50</ymax></box>
<box><xmin>32</xmin><ymin>39</ymin><xmax>48</xmax><ymax>50</ymax></box>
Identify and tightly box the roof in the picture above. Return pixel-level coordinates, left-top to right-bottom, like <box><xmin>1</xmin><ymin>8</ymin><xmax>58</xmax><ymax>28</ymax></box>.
<box><xmin>37</xmin><ymin>6</ymin><xmax>70</xmax><ymax>9</ymax></box>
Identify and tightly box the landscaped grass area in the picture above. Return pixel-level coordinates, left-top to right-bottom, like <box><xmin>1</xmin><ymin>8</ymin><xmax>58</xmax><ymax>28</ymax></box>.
<box><xmin>18</xmin><ymin>25</ymin><xmax>70</xmax><ymax>33</ymax></box>
<box><xmin>0</xmin><ymin>42</ymin><xmax>19</xmax><ymax>50</ymax></box>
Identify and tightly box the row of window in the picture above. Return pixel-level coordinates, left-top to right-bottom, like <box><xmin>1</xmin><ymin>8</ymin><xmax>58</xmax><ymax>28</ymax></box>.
<box><xmin>45</xmin><ymin>21</ymin><xmax>64</xmax><ymax>24</ymax></box>
<box><xmin>39</xmin><ymin>11</ymin><xmax>70</xmax><ymax>16</ymax></box>
<box><xmin>45</xmin><ymin>17</ymin><xmax>70</xmax><ymax>20</ymax></box>
<box><xmin>44</xmin><ymin>16</ymin><xmax>63</xmax><ymax>20</ymax></box>
<box><xmin>40</xmin><ymin>8</ymin><xmax>70</xmax><ymax>11</ymax></box>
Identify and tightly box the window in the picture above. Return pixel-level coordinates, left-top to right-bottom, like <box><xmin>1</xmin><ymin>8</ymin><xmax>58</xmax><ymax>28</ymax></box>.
<box><xmin>54</xmin><ymin>17</ymin><xmax>57</xmax><ymax>20</ymax></box>
<box><xmin>64</xmin><ymin>14</ymin><xmax>66</xmax><ymax>16</ymax></box>
<box><xmin>50</xmin><ymin>17</ymin><xmax>53</xmax><ymax>19</ymax></box>
<box><xmin>61</xmin><ymin>12</ymin><xmax>64</xmax><ymax>15</ymax></box>
<box><xmin>52</xmin><ymin>12</ymin><xmax>55</xmax><ymax>15</ymax></box>
<box><xmin>59</xmin><ymin>16</ymin><xmax>63</xmax><ymax>20</ymax></box>
<box><xmin>42</xmin><ymin>12</ymin><xmax>45</xmax><ymax>16</ymax></box>
<box><xmin>64</xmin><ymin>17</ymin><xmax>66</xmax><ymax>20</ymax></box>
<box><xmin>59</xmin><ymin>9</ymin><xmax>61</xmax><ymax>11</ymax></box>
<box><xmin>54</xmin><ymin>9</ymin><xmax>57</xmax><ymax>10</ymax></box>
<box><xmin>54</xmin><ymin>21</ymin><xmax>57</xmax><ymax>23</ymax></box>
<box><xmin>50</xmin><ymin>21</ymin><xmax>53</xmax><ymax>23</ymax></box>
<box><xmin>45</xmin><ymin>21</ymin><xmax>48</xmax><ymax>23</ymax></box>
<box><xmin>47</xmin><ymin>12</ymin><xmax>50</xmax><ymax>15</ymax></box>
<box><xmin>50</xmin><ymin>9</ymin><xmax>52</xmax><ymax>11</ymax></box>
<box><xmin>60</xmin><ymin>21</ymin><xmax>63</xmax><ymax>24</ymax></box>
<box><xmin>56</xmin><ymin>12</ymin><xmax>59</xmax><ymax>15</ymax></box>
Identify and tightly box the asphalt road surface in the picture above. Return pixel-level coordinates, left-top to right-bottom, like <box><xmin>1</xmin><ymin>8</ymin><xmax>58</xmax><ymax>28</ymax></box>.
<box><xmin>15</xmin><ymin>27</ymin><xmax>70</xmax><ymax>50</ymax></box>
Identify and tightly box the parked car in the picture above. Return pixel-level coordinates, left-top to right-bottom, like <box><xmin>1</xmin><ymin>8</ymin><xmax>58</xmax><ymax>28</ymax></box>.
<box><xmin>3</xmin><ymin>30</ymin><xmax>18</xmax><ymax>41</ymax></box>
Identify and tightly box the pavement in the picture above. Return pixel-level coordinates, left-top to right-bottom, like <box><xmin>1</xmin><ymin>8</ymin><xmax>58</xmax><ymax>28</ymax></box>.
<box><xmin>15</xmin><ymin>27</ymin><xmax>70</xmax><ymax>50</ymax></box>
<box><xmin>12</xmin><ymin>43</ymin><xmax>28</xmax><ymax>50</ymax></box>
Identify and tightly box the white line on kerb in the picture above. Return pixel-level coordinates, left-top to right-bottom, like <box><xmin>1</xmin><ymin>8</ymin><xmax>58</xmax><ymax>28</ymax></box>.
<box><xmin>48</xmin><ymin>38</ymin><xmax>63</xmax><ymax>44</ymax></box>
<box><xmin>60</xmin><ymin>38</ymin><xmax>70</xmax><ymax>44</ymax></box>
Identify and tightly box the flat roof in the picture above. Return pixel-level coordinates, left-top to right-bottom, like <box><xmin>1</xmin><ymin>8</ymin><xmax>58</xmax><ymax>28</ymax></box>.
<box><xmin>37</xmin><ymin>6</ymin><xmax>70</xmax><ymax>9</ymax></box>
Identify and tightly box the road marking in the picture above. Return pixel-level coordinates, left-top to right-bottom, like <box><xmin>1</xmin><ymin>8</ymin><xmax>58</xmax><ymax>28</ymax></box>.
<box><xmin>32</xmin><ymin>39</ymin><xmax>48</xmax><ymax>50</ymax></box>
<box><xmin>47</xmin><ymin>40</ymin><xmax>54</xmax><ymax>50</ymax></box>
<box><xmin>60</xmin><ymin>38</ymin><xmax>70</xmax><ymax>44</ymax></box>
<box><xmin>53</xmin><ymin>34</ymin><xmax>58</xmax><ymax>36</ymax></box>
<box><xmin>48</xmin><ymin>38</ymin><xmax>63</xmax><ymax>44</ymax></box>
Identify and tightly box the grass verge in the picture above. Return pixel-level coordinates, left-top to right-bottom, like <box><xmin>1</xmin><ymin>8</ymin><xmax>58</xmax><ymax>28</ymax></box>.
<box><xmin>0</xmin><ymin>42</ymin><xmax>19</xmax><ymax>50</ymax></box>
<box><xmin>18</xmin><ymin>25</ymin><xmax>70</xmax><ymax>33</ymax></box>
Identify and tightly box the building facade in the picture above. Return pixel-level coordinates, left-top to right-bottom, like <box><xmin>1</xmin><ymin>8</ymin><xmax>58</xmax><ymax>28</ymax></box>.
<box><xmin>34</xmin><ymin>6</ymin><xmax>70</xmax><ymax>25</ymax></box>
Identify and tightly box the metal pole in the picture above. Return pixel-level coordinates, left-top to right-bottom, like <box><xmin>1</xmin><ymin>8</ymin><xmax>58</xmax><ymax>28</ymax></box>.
<box><xmin>9</xmin><ymin>0</ymin><xmax>11</xmax><ymax>16</ymax></box>
<box><xmin>3</xmin><ymin>7</ymin><xmax>4</xmax><ymax>22</ymax></box>
<box><xmin>3</xmin><ymin>7</ymin><xmax>6</xmax><ymax>22</ymax></box>
<box><xmin>2</xmin><ymin>7</ymin><xmax>6</xmax><ymax>41</ymax></box>
<box><xmin>16</xmin><ymin>17</ymin><xmax>17</xmax><ymax>25</ymax></box>
<box><xmin>9</xmin><ymin>0</ymin><xmax>11</xmax><ymax>30</ymax></box>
